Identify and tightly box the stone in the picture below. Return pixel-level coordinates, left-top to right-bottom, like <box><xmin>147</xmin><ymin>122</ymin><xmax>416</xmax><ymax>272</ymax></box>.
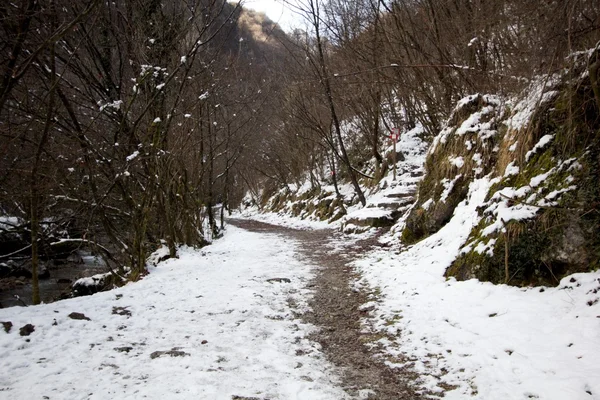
<box><xmin>68</xmin><ymin>312</ymin><xmax>91</xmax><ymax>321</ymax></box>
<box><xmin>112</xmin><ymin>307</ymin><xmax>132</xmax><ymax>317</ymax></box>
<box><xmin>38</xmin><ymin>267</ymin><xmax>50</xmax><ymax>280</ymax></box>
<box><xmin>150</xmin><ymin>349</ymin><xmax>189</xmax><ymax>359</ymax></box>
<box><xmin>1</xmin><ymin>321</ymin><xmax>12</xmax><ymax>333</ymax></box>
<box><xmin>266</xmin><ymin>278</ymin><xmax>291</xmax><ymax>283</ymax></box>
<box><xmin>19</xmin><ymin>324</ymin><xmax>35</xmax><ymax>336</ymax></box>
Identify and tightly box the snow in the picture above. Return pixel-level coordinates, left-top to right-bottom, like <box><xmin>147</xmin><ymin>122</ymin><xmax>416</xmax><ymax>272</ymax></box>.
<box><xmin>456</xmin><ymin>106</ymin><xmax>494</xmax><ymax>136</ymax></box>
<box><xmin>473</xmin><ymin>238</ymin><xmax>496</xmax><ymax>256</ymax></box>
<box><xmin>506</xmin><ymin>76</ymin><xmax>560</xmax><ymax>132</ymax></box>
<box><xmin>73</xmin><ymin>271</ymin><xmax>112</xmax><ymax>288</ymax></box>
<box><xmin>421</xmin><ymin>198</ymin><xmax>434</xmax><ymax>210</ymax></box>
<box><xmin>530</xmin><ymin>168</ymin><xmax>555</xmax><ymax>187</ymax></box>
<box><xmin>526</xmin><ymin>134</ymin><xmax>554</xmax><ymax>161</ymax></box>
<box><xmin>0</xmin><ymin>226</ymin><xmax>347</xmax><ymax>399</ymax></box>
<box><xmin>238</xmin><ymin>125</ymin><xmax>428</xmax><ymax>233</ymax></box>
<box><xmin>146</xmin><ymin>244</ymin><xmax>171</xmax><ymax>267</ymax></box>
<box><xmin>430</xmin><ymin>95</ymin><xmax>501</xmax><ymax>154</ymax></box>
<box><xmin>98</xmin><ymin>100</ymin><xmax>123</xmax><ymax>112</ymax></box>
<box><xmin>539</xmin><ymin>185</ymin><xmax>578</xmax><ymax>206</ymax></box>
<box><xmin>481</xmin><ymin>185</ymin><xmax>539</xmax><ymax>236</ymax></box>
<box><xmin>126</xmin><ymin>151</ymin><xmax>139</xmax><ymax>162</ymax></box>
<box><xmin>440</xmin><ymin>175</ymin><xmax>462</xmax><ymax>203</ymax></box>
<box><xmin>153</xmin><ymin>117</ymin><xmax>162</xmax><ymax>123</ymax></box>
<box><xmin>353</xmin><ymin>177</ymin><xmax>600</xmax><ymax>399</ymax></box>
<box><xmin>448</xmin><ymin>156</ymin><xmax>464</xmax><ymax>168</ymax></box>
<box><xmin>503</xmin><ymin>161</ymin><xmax>519</xmax><ymax>177</ymax></box>
<box><xmin>0</xmin><ymin>216</ymin><xmax>20</xmax><ymax>231</ymax></box>
<box><xmin>237</xmin><ymin>207</ymin><xmax>332</xmax><ymax>230</ymax></box>
<box><xmin>348</xmin><ymin>207</ymin><xmax>391</xmax><ymax>219</ymax></box>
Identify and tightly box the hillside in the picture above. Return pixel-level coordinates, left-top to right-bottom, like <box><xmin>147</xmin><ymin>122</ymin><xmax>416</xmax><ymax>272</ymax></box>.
<box><xmin>238</xmin><ymin>46</ymin><xmax>600</xmax><ymax>398</ymax></box>
<box><xmin>248</xmin><ymin>45</ymin><xmax>600</xmax><ymax>288</ymax></box>
<box><xmin>1</xmin><ymin>1</ymin><xmax>599</xmax><ymax>399</ymax></box>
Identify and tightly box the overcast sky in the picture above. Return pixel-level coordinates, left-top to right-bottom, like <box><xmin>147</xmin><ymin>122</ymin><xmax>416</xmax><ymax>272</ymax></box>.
<box><xmin>242</xmin><ymin>0</ymin><xmax>304</xmax><ymax>31</ymax></box>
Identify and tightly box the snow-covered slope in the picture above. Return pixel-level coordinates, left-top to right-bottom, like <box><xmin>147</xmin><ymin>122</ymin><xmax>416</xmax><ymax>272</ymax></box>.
<box><xmin>354</xmin><ymin>177</ymin><xmax>600</xmax><ymax>399</ymax></box>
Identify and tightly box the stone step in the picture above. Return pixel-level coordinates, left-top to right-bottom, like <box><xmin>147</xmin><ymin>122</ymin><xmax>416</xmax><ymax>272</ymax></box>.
<box><xmin>386</xmin><ymin>191</ymin><xmax>416</xmax><ymax>199</ymax></box>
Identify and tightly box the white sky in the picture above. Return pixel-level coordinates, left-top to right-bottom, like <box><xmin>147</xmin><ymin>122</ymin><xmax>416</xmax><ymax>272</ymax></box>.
<box><xmin>241</xmin><ymin>0</ymin><xmax>303</xmax><ymax>31</ymax></box>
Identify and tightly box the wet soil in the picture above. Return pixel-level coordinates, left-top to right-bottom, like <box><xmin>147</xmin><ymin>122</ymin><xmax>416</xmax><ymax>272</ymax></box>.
<box><xmin>229</xmin><ymin>219</ymin><xmax>420</xmax><ymax>399</ymax></box>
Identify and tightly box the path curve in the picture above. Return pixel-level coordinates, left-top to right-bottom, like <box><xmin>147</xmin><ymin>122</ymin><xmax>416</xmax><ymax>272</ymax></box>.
<box><xmin>229</xmin><ymin>219</ymin><xmax>420</xmax><ymax>400</ymax></box>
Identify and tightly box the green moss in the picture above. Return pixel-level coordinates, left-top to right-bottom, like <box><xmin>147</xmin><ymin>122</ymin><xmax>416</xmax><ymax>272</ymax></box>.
<box><xmin>383</xmin><ymin>314</ymin><xmax>403</xmax><ymax>326</ymax></box>
<box><xmin>328</xmin><ymin>212</ymin><xmax>342</xmax><ymax>222</ymax></box>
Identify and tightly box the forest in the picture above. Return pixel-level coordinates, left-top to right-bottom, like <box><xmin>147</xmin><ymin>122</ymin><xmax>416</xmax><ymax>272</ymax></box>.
<box><xmin>1</xmin><ymin>0</ymin><xmax>599</xmax><ymax>304</ymax></box>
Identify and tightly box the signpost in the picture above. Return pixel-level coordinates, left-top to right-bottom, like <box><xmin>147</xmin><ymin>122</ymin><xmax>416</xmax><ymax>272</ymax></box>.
<box><xmin>390</xmin><ymin>128</ymin><xmax>400</xmax><ymax>181</ymax></box>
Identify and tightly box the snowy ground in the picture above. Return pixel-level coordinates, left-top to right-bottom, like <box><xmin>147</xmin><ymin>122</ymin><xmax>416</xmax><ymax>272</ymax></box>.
<box><xmin>3</xmin><ymin>188</ymin><xmax>599</xmax><ymax>400</ymax></box>
<box><xmin>354</xmin><ymin>177</ymin><xmax>600</xmax><ymax>400</ymax></box>
<box><xmin>0</xmin><ymin>226</ymin><xmax>347</xmax><ymax>400</ymax></box>
<box><xmin>236</xmin><ymin>207</ymin><xmax>333</xmax><ymax>230</ymax></box>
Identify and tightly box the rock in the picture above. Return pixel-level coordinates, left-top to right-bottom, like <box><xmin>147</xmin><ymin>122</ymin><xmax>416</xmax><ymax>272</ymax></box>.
<box><xmin>0</xmin><ymin>263</ymin><xmax>10</xmax><ymax>278</ymax></box>
<box><xmin>266</xmin><ymin>278</ymin><xmax>291</xmax><ymax>283</ymax></box>
<box><xmin>1</xmin><ymin>321</ymin><xmax>12</xmax><ymax>333</ymax></box>
<box><xmin>114</xmin><ymin>346</ymin><xmax>133</xmax><ymax>353</ymax></box>
<box><xmin>57</xmin><ymin>278</ymin><xmax>72</xmax><ymax>284</ymax></box>
<box><xmin>10</xmin><ymin>267</ymin><xmax>32</xmax><ymax>279</ymax></box>
<box><xmin>38</xmin><ymin>267</ymin><xmax>50</xmax><ymax>280</ymax></box>
<box><xmin>66</xmin><ymin>252</ymin><xmax>84</xmax><ymax>264</ymax></box>
<box><xmin>150</xmin><ymin>349</ymin><xmax>189</xmax><ymax>359</ymax></box>
<box><xmin>112</xmin><ymin>306</ymin><xmax>132</xmax><ymax>317</ymax></box>
<box><xmin>68</xmin><ymin>312</ymin><xmax>91</xmax><ymax>321</ymax></box>
<box><xmin>19</xmin><ymin>324</ymin><xmax>35</xmax><ymax>336</ymax></box>
<box><xmin>72</xmin><ymin>273</ymin><xmax>110</xmax><ymax>297</ymax></box>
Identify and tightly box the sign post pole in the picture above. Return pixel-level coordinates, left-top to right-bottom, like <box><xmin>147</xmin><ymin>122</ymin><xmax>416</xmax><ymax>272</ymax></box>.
<box><xmin>391</xmin><ymin>128</ymin><xmax>400</xmax><ymax>181</ymax></box>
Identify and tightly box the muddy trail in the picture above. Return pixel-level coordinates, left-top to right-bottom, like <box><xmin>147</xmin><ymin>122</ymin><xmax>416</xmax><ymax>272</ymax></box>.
<box><xmin>229</xmin><ymin>219</ymin><xmax>420</xmax><ymax>400</ymax></box>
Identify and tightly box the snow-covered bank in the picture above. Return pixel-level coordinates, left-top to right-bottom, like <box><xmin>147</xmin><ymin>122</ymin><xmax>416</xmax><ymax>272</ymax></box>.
<box><xmin>354</xmin><ymin>177</ymin><xmax>600</xmax><ymax>399</ymax></box>
<box><xmin>0</xmin><ymin>226</ymin><xmax>346</xmax><ymax>399</ymax></box>
<box><xmin>236</xmin><ymin>207</ymin><xmax>335</xmax><ymax>230</ymax></box>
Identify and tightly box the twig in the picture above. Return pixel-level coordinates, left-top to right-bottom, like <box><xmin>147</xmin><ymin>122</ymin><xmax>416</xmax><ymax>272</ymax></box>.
<box><xmin>0</xmin><ymin>245</ymin><xmax>32</xmax><ymax>259</ymax></box>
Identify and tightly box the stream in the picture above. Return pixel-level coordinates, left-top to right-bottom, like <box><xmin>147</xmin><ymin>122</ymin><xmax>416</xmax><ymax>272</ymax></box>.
<box><xmin>0</xmin><ymin>252</ymin><xmax>106</xmax><ymax>308</ymax></box>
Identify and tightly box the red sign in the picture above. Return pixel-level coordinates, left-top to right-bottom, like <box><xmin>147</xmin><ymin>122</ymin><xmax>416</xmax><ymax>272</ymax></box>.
<box><xmin>390</xmin><ymin>128</ymin><xmax>400</xmax><ymax>141</ymax></box>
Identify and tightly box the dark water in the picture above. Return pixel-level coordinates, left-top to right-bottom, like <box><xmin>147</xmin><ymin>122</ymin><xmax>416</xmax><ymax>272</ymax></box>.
<box><xmin>0</xmin><ymin>253</ymin><xmax>107</xmax><ymax>308</ymax></box>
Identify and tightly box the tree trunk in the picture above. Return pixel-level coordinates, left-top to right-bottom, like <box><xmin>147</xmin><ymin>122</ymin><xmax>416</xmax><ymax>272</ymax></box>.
<box><xmin>29</xmin><ymin>2</ymin><xmax>58</xmax><ymax>304</ymax></box>
<box><xmin>310</xmin><ymin>1</ymin><xmax>366</xmax><ymax>206</ymax></box>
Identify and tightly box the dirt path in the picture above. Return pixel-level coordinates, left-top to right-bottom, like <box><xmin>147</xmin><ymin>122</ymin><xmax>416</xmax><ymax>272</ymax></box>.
<box><xmin>229</xmin><ymin>219</ymin><xmax>420</xmax><ymax>399</ymax></box>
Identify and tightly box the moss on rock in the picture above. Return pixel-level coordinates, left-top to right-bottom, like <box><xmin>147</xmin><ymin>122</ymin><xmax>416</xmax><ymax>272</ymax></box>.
<box><xmin>446</xmin><ymin>55</ymin><xmax>600</xmax><ymax>286</ymax></box>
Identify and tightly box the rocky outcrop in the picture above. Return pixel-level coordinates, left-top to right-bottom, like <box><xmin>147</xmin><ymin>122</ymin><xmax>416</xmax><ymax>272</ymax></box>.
<box><xmin>402</xmin><ymin>94</ymin><xmax>504</xmax><ymax>243</ymax></box>
<box><xmin>72</xmin><ymin>272</ymin><xmax>113</xmax><ymax>297</ymax></box>
<box><xmin>263</xmin><ymin>187</ymin><xmax>346</xmax><ymax>224</ymax></box>
<box><xmin>402</xmin><ymin>48</ymin><xmax>600</xmax><ymax>286</ymax></box>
